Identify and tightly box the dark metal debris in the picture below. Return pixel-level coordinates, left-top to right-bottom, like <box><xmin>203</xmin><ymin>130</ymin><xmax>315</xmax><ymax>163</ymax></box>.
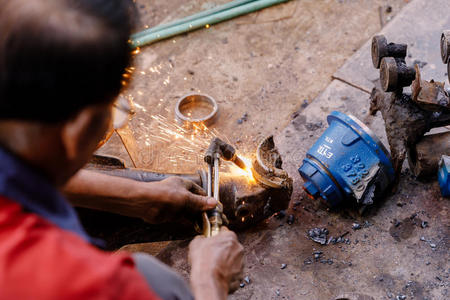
<box><xmin>352</xmin><ymin>223</ymin><xmax>362</xmax><ymax>230</ymax></box>
<box><xmin>313</xmin><ymin>251</ymin><xmax>322</xmax><ymax>260</ymax></box>
<box><xmin>304</xmin><ymin>121</ymin><xmax>323</xmax><ymax>131</ymax></box>
<box><xmin>237</xmin><ymin>113</ymin><xmax>249</xmax><ymax>124</ymax></box>
<box><xmin>308</xmin><ymin>228</ymin><xmax>329</xmax><ymax>245</ymax></box>
<box><xmin>287</xmin><ymin>214</ymin><xmax>295</xmax><ymax>225</ymax></box>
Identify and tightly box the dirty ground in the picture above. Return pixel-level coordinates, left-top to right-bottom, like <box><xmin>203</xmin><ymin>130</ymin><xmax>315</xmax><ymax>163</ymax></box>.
<box><xmin>93</xmin><ymin>0</ymin><xmax>450</xmax><ymax>299</ymax></box>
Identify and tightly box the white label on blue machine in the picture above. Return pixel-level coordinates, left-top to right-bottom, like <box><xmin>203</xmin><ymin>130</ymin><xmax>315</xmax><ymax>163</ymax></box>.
<box><xmin>317</xmin><ymin>144</ymin><xmax>334</xmax><ymax>159</ymax></box>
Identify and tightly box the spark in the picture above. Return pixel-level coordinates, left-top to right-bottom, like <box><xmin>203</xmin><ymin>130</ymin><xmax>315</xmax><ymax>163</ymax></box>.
<box><xmin>132</xmin><ymin>47</ymin><xmax>141</xmax><ymax>55</ymax></box>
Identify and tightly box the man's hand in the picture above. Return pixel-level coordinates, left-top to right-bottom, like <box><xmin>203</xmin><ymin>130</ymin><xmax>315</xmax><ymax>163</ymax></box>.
<box><xmin>138</xmin><ymin>176</ymin><xmax>217</xmax><ymax>223</ymax></box>
<box><xmin>188</xmin><ymin>227</ymin><xmax>244</xmax><ymax>300</ymax></box>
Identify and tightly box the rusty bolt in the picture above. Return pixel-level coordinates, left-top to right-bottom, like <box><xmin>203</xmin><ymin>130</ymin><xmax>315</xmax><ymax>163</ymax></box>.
<box><xmin>380</xmin><ymin>57</ymin><xmax>416</xmax><ymax>92</ymax></box>
<box><xmin>371</xmin><ymin>35</ymin><xmax>407</xmax><ymax>69</ymax></box>
<box><xmin>440</xmin><ymin>30</ymin><xmax>450</xmax><ymax>64</ymax></box>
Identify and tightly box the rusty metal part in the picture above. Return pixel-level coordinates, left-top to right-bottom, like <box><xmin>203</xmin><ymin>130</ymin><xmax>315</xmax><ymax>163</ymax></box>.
<box><xmin>370</xmin><ymin>33</ymin><xmax>450</xmax><ymax>179</ymax></box>
<box><xmin>407</xmin><ymin>131</ymin><xmax>450</xmax><ymax>178</ymax></box>
<box><xmin>371</xmin><ymin>35</ymin><xmax>407</xmax><ymax>69</ymax></box>
<box><xmin>175</xmin><ymin>93</ymin><xmax>218</xmax><ymax>128</ymax></box>
<box><xmin>380</xmin><ymin>57</ymin><xmax>415</xmax><ymax>92</ymax></box>
<box><xmin>251</xmin><ymin>135</ymin><xmax>292</xmax><ymax>189</ymax></box>
<box><xmin>369</xmin><ymin>87</ymin><xmax>450</xmax><ymax>178</ymax></box>
<box><xmin>411</xmin><ymin>65</ymin><xmax>450</xmax><ymax>112</ymax></box>
<box><xmin>440</xmin><ymin>30</ymin><xmax>450</xmax><ymax>63</ymax></box>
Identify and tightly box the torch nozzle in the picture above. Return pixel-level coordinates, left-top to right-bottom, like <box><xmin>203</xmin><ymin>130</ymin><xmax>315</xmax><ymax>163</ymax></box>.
<box><xmin>231</xmin><ymin>155</ymin><xmax>247</xmax><ymax>170</ymax></box>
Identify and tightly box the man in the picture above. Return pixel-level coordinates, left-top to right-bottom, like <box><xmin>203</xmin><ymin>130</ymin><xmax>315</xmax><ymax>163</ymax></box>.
<box><xmin>0</xmin><ymin>0</ymin><xmax>244</xmax><ymax>299</ymax></box>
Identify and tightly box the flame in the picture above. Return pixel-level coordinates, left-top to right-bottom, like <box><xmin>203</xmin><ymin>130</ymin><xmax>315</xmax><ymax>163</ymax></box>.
<box><xmin>229</xmin><ymin>156</ymin><xmax>255</xmax><ymax>183</ymax></box>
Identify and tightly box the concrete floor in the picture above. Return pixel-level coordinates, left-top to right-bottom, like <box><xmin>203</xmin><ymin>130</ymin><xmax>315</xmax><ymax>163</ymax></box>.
<box><xmin>96</xmin><ymin>0</ymin><xmax>450</xmax><ymax>299</ymax></box>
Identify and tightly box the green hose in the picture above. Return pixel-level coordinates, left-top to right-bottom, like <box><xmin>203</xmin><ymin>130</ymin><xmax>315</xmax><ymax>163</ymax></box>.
<box><xmin>132</xmin><ymin>0</ymin><xmax>256</xmax><ymax>39</ymax></box>
<box><xmin>130</xmin><ymin>0</ymin><xmax>289</xmax><ymax>49</ymax></box>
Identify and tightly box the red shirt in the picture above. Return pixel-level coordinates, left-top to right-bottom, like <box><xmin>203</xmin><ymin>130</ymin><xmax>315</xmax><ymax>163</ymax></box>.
<box><xmin>0</xmin><ymin>196</ymin><xmax>161</xmax><ymax>300</ymax></box>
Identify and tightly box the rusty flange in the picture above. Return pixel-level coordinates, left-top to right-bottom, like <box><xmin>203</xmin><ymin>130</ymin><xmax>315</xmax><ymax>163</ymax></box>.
<box><xmin>251</xmin><ymin>135</ymin><xmax>292</xmax><ymax>189</ymax></box>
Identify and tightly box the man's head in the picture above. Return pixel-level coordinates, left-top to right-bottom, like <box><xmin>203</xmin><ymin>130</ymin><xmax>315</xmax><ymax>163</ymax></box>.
<box><xmin>0</xmin><ymin>0</ymin><xmax>135</xmax><ymax>184</ymax></box>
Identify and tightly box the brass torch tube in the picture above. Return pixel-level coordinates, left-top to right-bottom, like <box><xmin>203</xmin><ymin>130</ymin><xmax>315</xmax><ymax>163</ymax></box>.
<box><xmin>210</xmin><ymin>154</ymin><xmax>223</xmax><ymax>237</ymax></box>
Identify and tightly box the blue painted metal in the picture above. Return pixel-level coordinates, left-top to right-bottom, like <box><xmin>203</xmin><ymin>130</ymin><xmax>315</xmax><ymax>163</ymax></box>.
<box><xmin>438</xmin><ymin>155</ymin><xmax>450</xmax><ymax>197</ymax></box>
<box><xmin>298</xmin><ymin>111</ymin><xmax>395</xmax><ymax>206</ymax></box>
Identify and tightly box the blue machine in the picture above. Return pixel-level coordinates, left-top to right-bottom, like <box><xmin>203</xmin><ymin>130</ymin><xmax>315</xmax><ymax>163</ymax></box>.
<box><xmin>298</xmin><ymin>111</ymin><xmax>395</xmax><ymax>207</ymax></box>
<box><xmin>438</xmin><ymin>155</ymin><xmax>450</xmax><ymax>197</ymax></box>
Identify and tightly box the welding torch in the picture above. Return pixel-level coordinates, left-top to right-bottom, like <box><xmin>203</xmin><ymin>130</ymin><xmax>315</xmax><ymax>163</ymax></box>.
<box><xmin>202</xmin><ymin>138</ymin><xmax>246</xmax><ymax>237</ymax></box>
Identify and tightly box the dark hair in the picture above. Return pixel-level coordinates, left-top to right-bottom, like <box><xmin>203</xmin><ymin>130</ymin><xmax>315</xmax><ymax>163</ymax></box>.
<box><xmin>0</xmin><ymin>0</ymin><xmax>136</xmax><ymax>122</ymax></box>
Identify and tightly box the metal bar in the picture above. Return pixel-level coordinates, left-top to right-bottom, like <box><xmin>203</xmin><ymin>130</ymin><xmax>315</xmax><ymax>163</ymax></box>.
<box><xmin>214</xmin><ymin>154</ymin><xmax>220</xmax><ymax>201</ymax></box>
<box><xmin>131</xmin><ymin>0</ymin><xmax>256</xmax><ymax>39</ymax></box>
<box><xmin>130</xmin><ymin>0</ymin><xmax>290</xmax><ymax>48</ymax></box>
<box><xmin>207</xmin><ymin>164</ymin><xmax>213</xmax><ymax>197</ymax></box>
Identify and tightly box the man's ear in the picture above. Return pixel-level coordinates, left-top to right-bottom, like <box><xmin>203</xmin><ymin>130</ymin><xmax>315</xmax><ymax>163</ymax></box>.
<box><xmin>61</xmin><ymin>108</ymin><xmax>94</xmax><ymax>161</ymax></box>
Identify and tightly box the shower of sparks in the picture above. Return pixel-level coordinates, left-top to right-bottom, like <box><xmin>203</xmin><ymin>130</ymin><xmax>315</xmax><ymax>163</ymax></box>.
<box><xmin>129</xmin><ymin>108</ymin><xmax>247</xmax><ymax>173</ymax></box>
<box><xmin>137</xmin><ymin>114</ymin><xmax>222</xmax><ymax>170</ymax></box>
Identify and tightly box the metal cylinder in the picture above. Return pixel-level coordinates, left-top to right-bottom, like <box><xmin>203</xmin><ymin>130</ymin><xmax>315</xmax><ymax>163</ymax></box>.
<box><xmin>380</xmin><ymin>57</ymin><xmax>416</xmax><ymax>92</ymax></box>
<box><xmin>298</xmin><ymin>111</ymin><xmax>395</xmax><ymax>207</ymax></box>
<box><xmin>371</xmin><ymin>35</ymin><xmax>407</xmax><ymax>69</ymax></box>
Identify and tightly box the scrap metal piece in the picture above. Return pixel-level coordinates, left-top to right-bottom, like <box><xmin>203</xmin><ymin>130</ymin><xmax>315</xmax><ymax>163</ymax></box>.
<box><xmin>408</xmin><ymin>131</ymin><xmax>450</xmax><ymax>177</ymax></box>
<box><xmin>307</xmin><ymin>228</ymin><xmax>329</xmax><ymax>245</ymax></box>
<box><xmin>251</xmin><ymin>135</ymin><xmax>292</xmax><ymax>189</ymax></box>
<box><xmin>369</xmin><ymin>86</ymin><xmax>450</xmax><ymax>178</ymax></box>
<box><xmin>411</xmin><ymin>65</ymin><xmax>450</xmax><ymax>112</ymax></box>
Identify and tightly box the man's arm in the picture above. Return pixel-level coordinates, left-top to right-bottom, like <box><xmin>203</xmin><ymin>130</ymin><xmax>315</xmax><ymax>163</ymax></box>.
<box><xmin>63</xmin><ymin>169</ymin><xmax>216</xmax><ymax>223</ymax></box>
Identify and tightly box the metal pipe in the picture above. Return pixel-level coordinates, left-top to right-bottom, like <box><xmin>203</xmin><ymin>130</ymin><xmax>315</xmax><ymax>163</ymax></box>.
<box><xmin>130</xmin><ymin>0</ymin><xmax>290</xmax><ymax>48</ymax></box>
<box><xmin>214</xmin><ymin>155</ymin><xmax>220</xmax><ymax>202</ymax></box>
<box><xmin>210</xmin><ymin>154</ymin><xmax>222</xmax><ymax>237</ymax></box>
<box><xmin>131</xmin><ymin>0</ymin><xmax>256</xmax><ymax>39</ymax></box>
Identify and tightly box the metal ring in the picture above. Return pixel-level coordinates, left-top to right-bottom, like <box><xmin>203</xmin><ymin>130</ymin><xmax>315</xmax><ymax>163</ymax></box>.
<box><xmin>175</xmin><ymin>93</ymin><xmax>218</xmax><ymax>127</ymax></box>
